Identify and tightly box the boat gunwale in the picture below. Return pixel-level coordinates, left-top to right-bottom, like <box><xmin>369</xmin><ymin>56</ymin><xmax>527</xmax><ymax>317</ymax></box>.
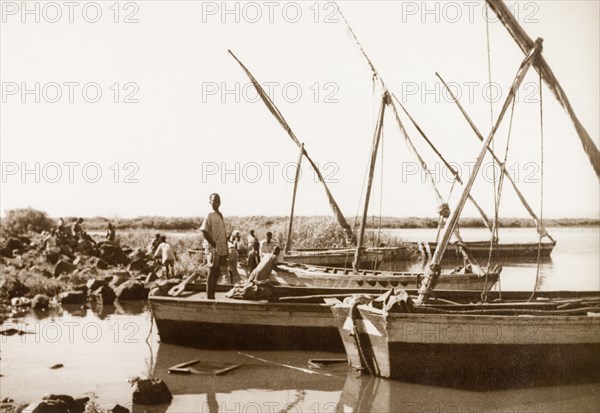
<box><xmin>353</xmin><ymin>303</ymin><xmax>600</xmax><ymax>323</ymax></box>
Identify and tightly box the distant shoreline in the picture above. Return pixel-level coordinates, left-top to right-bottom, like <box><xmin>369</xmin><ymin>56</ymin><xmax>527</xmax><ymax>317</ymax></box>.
<box><xmin>65</xmin><ymin>216</ymin><xmax>600</xmax><ymax>231</ymax></box>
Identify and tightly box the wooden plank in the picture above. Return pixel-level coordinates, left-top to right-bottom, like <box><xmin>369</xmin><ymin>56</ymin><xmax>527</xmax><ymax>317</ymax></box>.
<box><xmin>215</xmin><ymin>364</ymin><xmax>242</xmax><ymax>376</ymax></box>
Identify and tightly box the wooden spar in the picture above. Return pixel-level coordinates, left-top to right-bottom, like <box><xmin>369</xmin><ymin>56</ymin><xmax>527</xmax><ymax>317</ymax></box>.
<box><xmin>352</xmin><ymin>93</ymin><xmax>389</xmax><ymax>272</ymax></box>
<box><xmin>337</xmin><ymin>5</ymin><xmax>492</xmax><ymax>236</ymax></box>
<box><xmin>436</xmin><ymin>72</ymin><xmax>555</xmax><ymax>243</ymax></box>
<box><xmin>485</xmin><ymin>0</ymin><xmax>600</xmax><ymax>180</ymax></box>
<box><xmin>228</xmin><ymin>50</ymin><xmax>355</xmax><ymax>242</ymax></box>
<box><xmin>285</xmin><ymin>143</ymin><xmax>304</xmax><ymax>253</ymax></box>
<box><xmin>416</xmin><ymin>39</ymin><xmax>544</xmax><ymax>305</ymax></box>
<box><xmin>393</xmin><ymin>97</ymin><xmax>494</xmax><ymax>233</ymax></box>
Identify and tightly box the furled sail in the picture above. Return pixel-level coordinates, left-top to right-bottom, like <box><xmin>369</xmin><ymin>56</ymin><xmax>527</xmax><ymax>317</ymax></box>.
<box><xmin>228</xmin><ymin>50</ymin><xmax>355</xmax><ymax>242</ymax></box>
<box><xmin>485</xmin><ymin>0</ymin><xmax>600</xmax><ymax>179</ymax></box>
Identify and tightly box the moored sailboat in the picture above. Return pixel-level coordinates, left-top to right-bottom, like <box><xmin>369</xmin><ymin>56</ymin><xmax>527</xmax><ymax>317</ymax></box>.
<box><xmin>330</xmin><ymin>8</ymin><xmax>600</xmax><ymax>383</ymax></box>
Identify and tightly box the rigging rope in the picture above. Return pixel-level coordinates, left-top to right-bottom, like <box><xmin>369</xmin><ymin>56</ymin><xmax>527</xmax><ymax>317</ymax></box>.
<box><xmin>485</xmin><ymin>3</ymin><xmax>500</xmax><ymax>247</ymax></box>
<box><xmin>376</xmin><ymin>128</ymin><xmax>384</xmax><ymax>259</ymax></box>
<box><xmin>484</xmin><ymin>5</ymin><xmax>499</xmax><ymax>301</ymax></box>
<box><xmin>530</xmin><ymin>71</ymin><xmax>545</xmax><ymax>302</ymax></box>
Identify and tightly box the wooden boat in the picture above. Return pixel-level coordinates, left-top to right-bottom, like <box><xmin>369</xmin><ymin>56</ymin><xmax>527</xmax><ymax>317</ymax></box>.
<box><xmin>331</xmin><ymin>296</ymin><xmax>600</xmax><ymax>386</ymax></box>
<box><xmin>328</xmin><ymin>2</ymin><xmax>600</xmax><ymax>386</ymax></box>
<box><xmin>421</xmin><ymin>239</ymin><xmax>555</xmax><ymax>261</ymax></box>
<box><xmin>185</xmin><ymin>253</ymin><xmax>501</xmax><ymax>291</ymax></box>
<box><xmin>269</xmin><ymin>262</ymin><xmax>500</xmax><ymax>291</ymax></box>
<box><xmin>284</xmin><ymin>240</ymin><xmax>555</xmax><ymax>267</ymax></box>
<box><xmin>284</xmin><ymin>246</ymin><xmax>408</xmax><ymax>268</ymax></box>
<box><xmin>149</xmin><ymin>288</ymin><xmax>599</xmax><ymax>353</ymax></box>
<box><xmin>149</xmin><ymin>291</ymin><xmax>343</xmax><ymax>350</ymax></box>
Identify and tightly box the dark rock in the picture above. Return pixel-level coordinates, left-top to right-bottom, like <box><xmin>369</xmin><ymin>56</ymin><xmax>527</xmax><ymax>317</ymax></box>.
<box><xmin>0</xmin><ymin>246</ymin><xmax>13</xmax><ymax>258</ymax></box>
<box><xmin>114</xmin><ymin>280</ymin><xmax>147</xmax><ymax>300</ymax></box>
<box><xmin>31</xmin><ymin>294</ymin><xmax>50</xmax><ymax>310</ymax></box>
<box><xmin>109</xmin><ymin>404</ymin><xmax>129</xmax><ymax>413</ymax></box>
<box><xmin>41</xmin><ymin>269</ymin><xmax>54</xmax><ymax>278</ymax></box>
<box><xmin>100</xmin><ymin>244</ymin><xmax>129</xmax><ymax>265</ymax></box>
<box><xmin>39</xmin><ymin>394</ymin><xmax>88</xmax><ymax>413</ymax></box>
<box><xmin>58</xmin><ymin>291</ymin><xmax>85</xmax><ymax>304</ymax></box>
<box><xmin>1</xmin><ymin>397</ymin><xmax>14</xmax><ymax>403</ymax></box>
<box><xmin>54</xmin><ymin>260</ymin><xmax>76</xmax><ymax>277</ymax></box>
<box><xmin>49</xmin><ymin>363</ymin><xmax>64</xmax><ymax>369</ymax></box>
<box><xmin>42</xmin><ymin>395</ymin><xmax>73</xmax><ymax>404</ymax></box>
<box><xmin>45</xmin><ymin>252</ymin><xmax>60</xmax><ymax>264</ymax></box>
<box><xmin>23</xmin><ymin>400</ymin><xmax>68</xmax><ymax>413</ymax></box>
<box><xmin>73</xmin><ymin>398</ymin><xmax>89</xmax><ymax>413</ymax></box>
<box><xmin>131</xmin><ymin>378</ymin><xmax>173</xmax><ymax>405</ymax></box>
<box><xmin>128</xmin><ymin>258</ymin><xmax>148</xmax><ymax>273</ymax></box>
<box><xmin>76</xmin><ymin>239</ymin><xmax>95</xmax><ymax>255</ymax></box>
<box><xmin>93</xmin><ymin>286</ymin><xmax>116</xmax><ymax>304</ymax></box>
<box><xmin>6</xmin><ymin>238</ymin><xmax>24</xmax><ymax>252</ymax></box>
<box><xmin>96</xmin><ymin>258</ymin><xmax>109</xmax><ymax>270</ymax></box>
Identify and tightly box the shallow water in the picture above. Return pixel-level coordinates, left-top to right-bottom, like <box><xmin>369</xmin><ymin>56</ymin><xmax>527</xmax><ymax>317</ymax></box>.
<box><xmin>376</xmin><ymin>226</ymin><xmax>600</xmax><ymax>291</ymax></box>
<box><xmin>1</xmin><ymin>226</ymin><xmax>599</xmax><ymax>411</ymax></box>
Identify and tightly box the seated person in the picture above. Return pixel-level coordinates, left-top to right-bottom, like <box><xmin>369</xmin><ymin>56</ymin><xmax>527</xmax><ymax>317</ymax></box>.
<box><xmin>248</xmin><ymin>246</ymin><xmax>281</xmax><ymax>282</ymax></box>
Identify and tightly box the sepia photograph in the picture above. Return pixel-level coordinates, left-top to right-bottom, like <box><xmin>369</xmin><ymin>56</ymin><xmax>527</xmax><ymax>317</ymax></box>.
<box><xmin>1</xmin><ymin>1</ymin><xmax>599</xmax><ymax>412</ymax></box>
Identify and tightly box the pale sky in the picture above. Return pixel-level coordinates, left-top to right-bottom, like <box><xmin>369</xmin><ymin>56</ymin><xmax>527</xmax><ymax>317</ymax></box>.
<box><xmin>1</xmin><ymin>0</ymin><xmax>599</xmax><ymax>220</ymax></box>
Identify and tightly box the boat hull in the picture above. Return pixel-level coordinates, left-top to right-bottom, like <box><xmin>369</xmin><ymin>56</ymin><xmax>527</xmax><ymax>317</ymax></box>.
<box><xmin>149</xmin><ymin>294</ymin><xmax>343</xmax><ymax>351</ymax></box>
<box><xmin>285</xmin><ymin>241</ymin><xmax>555</xmax><ymax>267</ymax></box>
<box><xmin>271</xmin><ymin>265</ymin><xmax>499</xmax><ymax>291</ymax></box>
<box><xmin>332</xmin><ymin>303</ymin><xmax>600</xmax><ymax>387</ymax></box>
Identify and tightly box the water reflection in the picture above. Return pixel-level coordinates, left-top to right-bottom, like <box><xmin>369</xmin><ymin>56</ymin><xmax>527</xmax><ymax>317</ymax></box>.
<box><xmin>337</xmin><ymin>371</ymin><xmax>600</xmax><ymax>413</ymax></box>
<box><xmin>147</xmin><ymin>343</ymin><xmax>345</xmax><ymax>413</ymax></box>
<box><xmin>13</xmin><ymin>301</ymin><xmax>148</xmax><ymax>322</ymax></box>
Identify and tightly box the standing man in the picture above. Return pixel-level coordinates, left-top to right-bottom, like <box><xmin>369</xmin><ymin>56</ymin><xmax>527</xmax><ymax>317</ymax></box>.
<box><xmin>201</xmin><ymin>193</ymin><xmax>228</xmax><ymax>299</ymax></box>
<box><xmin>259</xmin><ymin>231</ymin><xmax>278</xmax><ymax>259</ymax></box>
<box><xmin>247</xmin><ymin>230</ymin><xmax>258</xmax><ymax>250</ymax></box>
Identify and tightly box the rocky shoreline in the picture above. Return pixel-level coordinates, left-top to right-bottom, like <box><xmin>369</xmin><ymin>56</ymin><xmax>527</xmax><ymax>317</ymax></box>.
<box><xmin>0</xmin><ymin>230</ymin><xmax>204</xmax><ymax>323</ymax></box>
<box><xmin>0</xmin><ymin>378</ymin><xmax>174</xmax><ymax>413</ymax></box>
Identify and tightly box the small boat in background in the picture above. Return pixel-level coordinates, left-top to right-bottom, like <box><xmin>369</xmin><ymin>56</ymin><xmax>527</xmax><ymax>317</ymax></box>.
<box><xmin>284</xmin><ymin>240</ymin><xmax>555</xmax><ymax>268</ymax></box>
<box><xmin>269</xmin><ymin>262</ymin><xmax>500</xmax><ymax>292</ymax></box>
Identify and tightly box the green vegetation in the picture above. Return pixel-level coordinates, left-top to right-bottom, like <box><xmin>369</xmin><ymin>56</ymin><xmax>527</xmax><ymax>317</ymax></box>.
<box><xmin>57</xmin><ymin>215</ymin><xmax>599</xmax><ymax>232</ymax></box>
<box><xmin>1</xmin><ymin>208</ymin><xmax>54</xmax><ymax>236</ymax></box>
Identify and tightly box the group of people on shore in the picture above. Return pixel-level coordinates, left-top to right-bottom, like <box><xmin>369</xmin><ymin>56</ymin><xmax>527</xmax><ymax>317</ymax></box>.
<box><xmin>54</xmin><ymin>217</ymin><xmax>116</xmax><ymax>244</ymax></box>
<box><xmin>48</xmin><ymin>196</ymin><xmax>280</xmax><ymax>295</ymax></box>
